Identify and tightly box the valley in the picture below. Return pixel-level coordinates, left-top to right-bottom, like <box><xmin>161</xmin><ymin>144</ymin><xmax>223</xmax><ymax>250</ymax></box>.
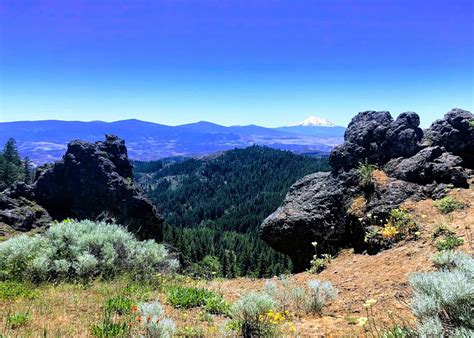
<box><xmin>0</xmin><ymin>119</ymin><xmax>344</xmax><ymax>165</ymax></box>
<box><xmin>0</xmin><ymin>109</ymin><xmax>473</xmax><ymax>337</ymax></box>
<box><xmin>134</xmin><ymin>146</ymin><xmax>330</xmax><ymax>277</ymax></box>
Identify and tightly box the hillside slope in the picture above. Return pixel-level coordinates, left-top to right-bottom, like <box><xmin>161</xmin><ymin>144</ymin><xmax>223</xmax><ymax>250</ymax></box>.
<box><xmin>134</xmin><ymin>146</ymin><xmax>330</xmax><ymax>277</ymax></box>
<box><xmin>209</xmin><ymin>177</ymin><xmax>473</xmax><ymax>335</ymax></box>
<box><xmin>2</xmin><ymin>178</ymin><xmax>470</xmax><ymax>336</ymax></box>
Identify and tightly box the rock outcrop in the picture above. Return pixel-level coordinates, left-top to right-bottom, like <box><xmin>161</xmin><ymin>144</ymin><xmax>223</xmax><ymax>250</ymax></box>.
<box><xmin>424</xmin><ymin>108</ymin><xmax>474</xmax><ymax>168</ymax></box>
<box><xmin>32</xmin><ymin>135</ymin><xmax>163</xmax><ymax>240</ymax></box>
<box><xmin>328</xmin><ymin>111</ymin><xmax>423</xmax><ymax>171</ymax></box>
<box><xmin>0</xmin><ymin>183</ymin><xmax>52</xmax><ymax>232</ymax></box>
<box><xmin>261</xmin><ymin>109</ymin><xmax>473</xmax><ymax>271</ymax></box>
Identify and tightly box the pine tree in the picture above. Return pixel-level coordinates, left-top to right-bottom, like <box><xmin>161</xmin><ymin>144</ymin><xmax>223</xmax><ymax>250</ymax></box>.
<box><xmin>3</xmin><ymin>138</ymin><xmax>22</xmax><ymax>166</ymax></box>
<box><xmin>0</xmin><ymin>138</ymin><xmax>25</xmax><ymax>186</ymax></box>
<box><xmin>23</xmin><ymin>156</ymin><xmax>33</xmax><ymax>184</ymax></box>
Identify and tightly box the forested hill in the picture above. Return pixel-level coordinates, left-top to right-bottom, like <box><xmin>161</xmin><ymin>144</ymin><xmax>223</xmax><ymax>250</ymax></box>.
<box><xmin>134</xmin><ymin>146</ymin><xmax>330</xmax><ymax>277</ymax></box>
<box><xmin>134</xmin><ymin>146</ymin><xmax>329</xmax><ymax>232</ymax></box>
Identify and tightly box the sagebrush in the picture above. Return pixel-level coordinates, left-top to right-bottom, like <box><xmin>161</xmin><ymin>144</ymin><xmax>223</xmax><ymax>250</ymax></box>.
<box><xmin>0</xmin><ymin>219</ymin><xmax>178</xmax><ymax>282</ymax></box>
<box><xmin>409</xmin><ymin>251</ymin><xmax>473</xmax><ymax>336</ymax></box>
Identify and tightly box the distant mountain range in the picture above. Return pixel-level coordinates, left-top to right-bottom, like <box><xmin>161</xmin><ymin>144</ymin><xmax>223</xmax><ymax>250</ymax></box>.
<box><xmin>0</xmin><ymin>118</ymin><xmax>345</xmax><ymax>164</ymax></box>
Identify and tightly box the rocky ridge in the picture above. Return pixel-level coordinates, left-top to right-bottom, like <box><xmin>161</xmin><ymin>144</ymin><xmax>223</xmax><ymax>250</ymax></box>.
<box><xmin>0</xmin><ymin>135</ymin><xmax>163</xmax><ymax>240</ymax></box>
<box><xmin>260</xmin><ymin>109</ymin><xmax>473</xmax><ymax>271</ymax></box>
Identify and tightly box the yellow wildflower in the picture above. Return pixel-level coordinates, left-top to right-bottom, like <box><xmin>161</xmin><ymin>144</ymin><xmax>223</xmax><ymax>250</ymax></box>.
<box><xmin>356</xmin><ymin>316</ymin><xmax>368</xmax><ymax>327</ymax></box>
<box><xmin>363</xmin><ymin>299</ymin><xmax>377</xmax><ymax>307</ymax></box>
<box><xmin>381</xmin><ymin>225</ymin><xmax>399</xmax><ymax>238</ymax></box>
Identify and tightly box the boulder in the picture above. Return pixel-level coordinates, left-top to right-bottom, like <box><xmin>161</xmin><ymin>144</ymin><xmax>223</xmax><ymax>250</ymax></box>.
<box><xmin>34</xmin><ymin>135</ymin><xmax>163</xmax><ymax>240</ymax></box>
<box><xmin>384</xmin><ymin>147</ymin><xmax>468</xmax><ymax>187</ymax></box>
<box><xmin>424</xmin><ymin>108</ymin><xmax>474</xmax><ymax>168</ymax></box>
<box><xmin>329</xmin><ymin>111</ymin><xmax>423</xmax><ymax>171</ymax></box>
<box><xmin>261</xmin><ymin>171</ymin><xmax>359</xmax><ymax>271</ymax></box>
<box><xmin>0</xmin><ymin>193</ymin><xmax>52</xmax><ymax>232</ymax></box>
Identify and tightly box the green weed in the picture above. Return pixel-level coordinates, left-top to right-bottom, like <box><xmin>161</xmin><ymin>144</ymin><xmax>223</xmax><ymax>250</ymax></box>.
<box><xmin>7</xmin><ymin>311</ymin><xmax>31</xmax><ymax>329</ymax></box>
<box><xmin>435</xmin><ymin>235</ymin><xmax>464</xmax><ymax>251</ymax></box>
<box><xmin>433</xmin><ymin>196</ymin><xmax>467</xmax><ymax>214</ymax></box>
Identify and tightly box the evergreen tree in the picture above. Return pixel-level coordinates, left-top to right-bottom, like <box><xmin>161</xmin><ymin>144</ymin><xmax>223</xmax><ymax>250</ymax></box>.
<box><xmin>135</xmin><ymin>146</ymin><xmax>331</xmax><ymax>277</ymax></box>
<box><xmin>3</xmin><ymin>138</ymin><xmax>22</xmax><ymax>166</ymax></box>
<box><xmin>23</xmin><ymin>156</ymin><xmax>33</xmax><ymax>184</ymax></box>
<box><xmin>0</xmin><ymin>138</ymin><xmax>25</xmax><ymax>187</ymax></box>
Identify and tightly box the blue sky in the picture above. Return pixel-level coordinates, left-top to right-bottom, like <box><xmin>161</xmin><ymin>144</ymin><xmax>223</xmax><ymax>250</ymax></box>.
<box><xmin>0</xmin><ymin>0</ymin><xmax>472</xmax><ymax>127</ymax></box>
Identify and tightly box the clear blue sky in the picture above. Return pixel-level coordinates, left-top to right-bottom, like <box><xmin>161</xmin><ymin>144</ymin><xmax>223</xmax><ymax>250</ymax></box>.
<box><xmin>0</xmin><ymin>0</ymin><xmax>472</xmax><ymax>127</ymax></box>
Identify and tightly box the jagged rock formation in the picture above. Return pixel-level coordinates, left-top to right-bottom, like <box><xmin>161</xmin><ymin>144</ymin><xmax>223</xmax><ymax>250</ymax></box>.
<box><xmin>0</xmin><ymin>135</ymin><xmax>163</xmax><ymax>240</ymax></box>
<box><xmin>261</xmin><ymin>109</ymin><xmax>473</xmax><ymax>271</ymax></box>
<box><xmin>33</xmin><ymin>135</ymin><xmax>163</xmax><ymax>240</ymax></box>
<box><xmin>0</xmin><ymin>183</ymin><xmax>52</xmax><ymax>232</ymax></box>
<box><xmin>424</xmin><ymin>108</ymin><xmax>474</xmax><ymax>168</ymax></box>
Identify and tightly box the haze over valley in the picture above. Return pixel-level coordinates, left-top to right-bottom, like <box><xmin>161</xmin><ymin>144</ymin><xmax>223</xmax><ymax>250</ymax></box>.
<box><xmin>0</xmin><ymin>117</ymin><xmax>344</xmax><ymax>164</ymax></box>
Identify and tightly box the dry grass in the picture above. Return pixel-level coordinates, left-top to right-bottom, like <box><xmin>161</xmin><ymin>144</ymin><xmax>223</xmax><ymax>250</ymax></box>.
<box><xmin>348</xmin><ymin>195</ymin><xmax>366</xmax><ymax>218</ymax></box>
<box><xmin>1</xmin><ymin>177</ymin><xmax>473</xmax><ymax>336</ymax></box>
<box><xmin>372</xmin><ymin>169</ymin><xmax>389</xmax><ymax>187</ymax></box>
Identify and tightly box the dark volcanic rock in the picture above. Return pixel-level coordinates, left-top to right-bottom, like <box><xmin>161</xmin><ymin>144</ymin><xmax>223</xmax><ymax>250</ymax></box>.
<box><xmin>384</xmin><ymin>147</ymin><xmax>468</xmax><ymax>187</ymax></box>
<box><xmin>262</xmin><ymin>109</ymin><xmax>472</xmax><ymax>272</ymax></box>
<box><xmin>34</xmin><ymin>135</ymin><xmax>163</xmax><ymax>240</ymax></box>
<box><xmin>329</xmin><ymin>111</ymin><xmax>423</xmax><ymax>171</ymax></box>
<box><xmin>0</xmin><ymin>188</ymin><xmax>52</xmax><ymax>232</ymax></box>
<box><xmin>260</xmin><ymin>171</ymin><xmax>360</xmax><ymax>272</ymax></box>
<box><xmin>424</xmin><ymin>108</ymin><xmax>474</xmax><ymax>168</ymax></box>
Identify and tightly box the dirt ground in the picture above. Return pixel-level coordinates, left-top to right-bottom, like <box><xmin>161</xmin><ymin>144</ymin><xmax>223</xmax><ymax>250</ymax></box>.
<box><xmin>1</xmin><ymin>178</ymin><xmax>472</xmax><ymax>336</ymax></box>
<box><xmin>209</xmin><ymin>177</ymin><xmax>474</xmax><ymax>336</ymax></box>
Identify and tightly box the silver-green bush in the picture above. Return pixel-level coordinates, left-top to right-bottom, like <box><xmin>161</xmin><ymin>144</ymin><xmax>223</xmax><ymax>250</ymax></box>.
<box><xmin>263</xmin><ymin>276</ymin><xmax>337</xmax><ymax>314</ymax></box>
<box><xmin>0</xmin><ymin>219</ymin><xmax>178</xmax><ymax>282</ymax></box>
<box><xmin>230</xmin><ymin>292</ymin><xmax>277</xmax><ymax>337</ymax></box>
<box><xmin>137</xmin><ymin>301</ymin><xmax>176</xmax><ymax>337</ymax></box>
<box><xmin>305</xmin><ymin>280</ymin><xmax>337</xmax><ymax>314</ymax></box>
<box><xmin>409</xmin><ymin>251</ymin><xmax>473</xmax><ymax>336</ymax></box>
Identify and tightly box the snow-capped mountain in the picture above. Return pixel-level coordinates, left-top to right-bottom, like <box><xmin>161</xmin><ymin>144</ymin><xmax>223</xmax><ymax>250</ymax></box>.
<box><xmin>274</xmin><ymin>116</ymin><xmax>345</xmax><ymax>138</ymax></box>
<box><xmin>0</xmin><ymin>119</ymin><xmax>344</xmax><ymax>164</ymax></box>
<box><xmin>291</xmin><ymin>116</ymin><xmax>336</xmax><ymax>127</ymax></box>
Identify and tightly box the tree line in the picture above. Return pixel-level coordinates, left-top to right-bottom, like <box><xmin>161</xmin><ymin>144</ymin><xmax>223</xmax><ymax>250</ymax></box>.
<box><xmin>135</xmin><ymin>146</ymin><xmax>330</xmax><ymax>277</ymax></box>
<box><xmin>0</xmin><ymin>138</ymin><xmax>33</xmax><ymax>190</ymax></box>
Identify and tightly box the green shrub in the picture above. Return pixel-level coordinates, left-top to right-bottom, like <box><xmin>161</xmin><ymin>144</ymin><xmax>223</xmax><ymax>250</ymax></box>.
<box><xmin>230</xmin><ymin>292</ymin><xmax>278</xmax><ymax>337</ymax></box>
<box><xmin>90</xmin><ymin>320</ymin><xmax>129</xmax><ymax>337</ymax></box>
<box><xmin>7</xmin><ymin>311</ymin><xmax>31</xmax><ymax>329</ymax></box>
<box><xmin>409</xmin><ymin>251</ymin><xmax>474</xmax><ymax>336</ymax></box>
<box><xmin>122</xmin><ymin>282</ymin><xmax>151</xmax><ymax>301</ymax></box>
<box><xmin>166</xmin><ymin>286</ymin><xmax>228</xmax><ymax>314</ymax></box>
<box><xmin>469</xmin><ymin>119</ymin><xmax>474</xmax><ymax>128</ymax></box>
<box><xmin>204</xmin><ymin>293</ymin><xmax>231</xmax><ymax>315</ymax></box>
<box><xmin>309</xmin><ymin>254</ymin><xmax>333</xmax><ymax>273</ymax></box>
<box><xmin>0</xmin><ymin>280</ymin><xmax>37</xmax><ymax>300</ymax></box>
<box><xmin>357</xmin><ymin>160</ymin><xmax>378</xmax><ymax>187</ymax></box>
<box><xmin>432</xmin><ymin>250</ymin><xmax>473</xmax><ymax>271</ymax></box>
<box><xmin>435</xmin><ymin>235</ymin><xmax>464</xmax><ymax>251</ymax></box>
<box><xmin>104</xmin><ymin>295</ymin><xmax>134</xmax><ymax>315</ymax></box>
<box><xmin>388</xmin><ymin>208</ymin><xmax>418</xmax><ymax>235</ymax></box>
<box><xmin>433</xmin><ymin>196</ymin><xmax>467</xmax><ymax>214</ymax></box>
<box><xmin>432</xmin><ymin>223</ymin><xmax>455</xmax><ymax>239</ymax></box>
<box><xmin>363</xmin><ymin>208</ymin><xmax>419</xmax><ymax>252</ymax></box>
<box><xmin>380</xmin><ymin>325</ymin><xmax>417</xmax><ymax>338</ymax></box>
<box><xmin>0</xmin><ymin>220</ymin><xmax>178</xmax><ymax>282</ymax></box>
<box><xmin>190</xmin><ymin>255</ymin><xmax>222</xmax><ymax>279</ymax></box>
